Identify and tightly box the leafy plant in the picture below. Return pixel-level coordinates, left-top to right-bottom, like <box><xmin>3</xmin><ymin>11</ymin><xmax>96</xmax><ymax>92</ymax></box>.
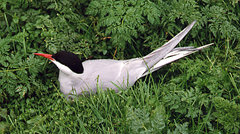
<box><xmin>0</xmin><ymin>0</ymin><xmax>239</xmax><ymax>133</ymax></box>
<box><xmin>212</xmin><ymin>97</ymin><xmax>240</xmax><ymax>133</ymax></box>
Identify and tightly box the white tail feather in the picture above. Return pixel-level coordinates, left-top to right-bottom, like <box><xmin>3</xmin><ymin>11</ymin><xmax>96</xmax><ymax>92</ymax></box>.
<box><xmin>143</xmin><ymin>21</ymin><xmax>197</xmax><ymax>69</ymax></box>
<box><xmin>141</xmin><ymin>43</ymin><xmax>214</xmax><ymax>77</ymax></box>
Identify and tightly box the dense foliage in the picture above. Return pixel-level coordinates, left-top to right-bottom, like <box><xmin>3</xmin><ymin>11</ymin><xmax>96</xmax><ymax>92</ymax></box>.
<box><xmin>0</xmin><ymin>0</ymin><xmax>239</xmax><ymax>133</ymax></box>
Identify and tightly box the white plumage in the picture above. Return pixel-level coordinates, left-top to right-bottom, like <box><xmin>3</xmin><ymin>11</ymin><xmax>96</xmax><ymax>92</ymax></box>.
<box><xmin>35</xmin><ymin>21</ymin><xmax>213</xmax><ymax>97</ymax></box>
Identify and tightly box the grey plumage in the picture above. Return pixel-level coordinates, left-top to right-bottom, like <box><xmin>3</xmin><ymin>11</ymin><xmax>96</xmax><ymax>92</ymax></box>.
<box><xmin>35</xmin><ymin>21</ymin><xmax>213</xmax><ymax>97</ymax></box>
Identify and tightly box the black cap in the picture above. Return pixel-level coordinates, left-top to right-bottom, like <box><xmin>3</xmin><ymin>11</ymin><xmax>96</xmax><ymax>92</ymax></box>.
<box><xmin>52</xmin><ymin>51</ymin><xmax>84</xmax><ymax>74</ymax></box>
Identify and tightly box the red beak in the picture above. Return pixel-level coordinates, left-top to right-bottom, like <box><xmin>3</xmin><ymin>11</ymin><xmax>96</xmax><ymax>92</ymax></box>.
<box><xmin>34</xmin><ymin>53</ymin><xmax>54</xmax><ymax>60</ymax></box>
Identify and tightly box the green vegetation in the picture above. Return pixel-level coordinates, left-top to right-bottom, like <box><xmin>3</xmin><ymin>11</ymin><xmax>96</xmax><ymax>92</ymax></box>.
<box><xmin>0</xmin><ymin>0</ymin><xmax>239</xmax><ymax>133</ymax></box>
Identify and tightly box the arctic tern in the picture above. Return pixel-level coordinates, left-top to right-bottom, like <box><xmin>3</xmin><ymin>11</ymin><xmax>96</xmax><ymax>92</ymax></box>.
<box><xmin>34</xmin><ymin>21</ymin><xmax>213</xmax><ymax>97</ymax></box>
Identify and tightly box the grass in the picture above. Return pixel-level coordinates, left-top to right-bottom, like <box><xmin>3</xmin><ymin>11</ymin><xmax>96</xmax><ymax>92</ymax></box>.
<box><xmin>3</xmin><ymin>77</ymin><xmax>164</xmax><ymax>133</ymax></box>
<box><xmin>1</xmin><ymin>46</ymin><xmax>239</xmax><ymax>133</ymax></box>
<box><xmin>0</xmin><ymin>1</ymin><xmax>240</xmax><ymax>132</ymax></box>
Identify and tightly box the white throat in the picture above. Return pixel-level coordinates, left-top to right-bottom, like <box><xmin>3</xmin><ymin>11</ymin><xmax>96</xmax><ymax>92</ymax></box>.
<box><xmin>52</xmin><ymin>60</ymin><xmax>80</xmax><ymax>77</ymax></box>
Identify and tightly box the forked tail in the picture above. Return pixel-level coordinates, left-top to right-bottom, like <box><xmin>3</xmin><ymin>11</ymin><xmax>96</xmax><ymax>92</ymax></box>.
<box><xmin>143</xmin><ymin>21</ymin><xmax>196</xmax><ymax>69</ymax></box>
<box><xmin>141</xmin><ymin>43</ymin><xmax>213</xmax><ymax>77</ymax></box>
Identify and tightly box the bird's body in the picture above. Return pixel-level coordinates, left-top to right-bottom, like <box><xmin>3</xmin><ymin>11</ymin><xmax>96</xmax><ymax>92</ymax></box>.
<box><xmin>34</xmin><ymin>21</ymin><xmax>213</xmax><ymax>97</ymax></box>
<box><xmin>57</xmin><ymin>59</ymin><xmax>144</xmax><ymax>95</ymax></box>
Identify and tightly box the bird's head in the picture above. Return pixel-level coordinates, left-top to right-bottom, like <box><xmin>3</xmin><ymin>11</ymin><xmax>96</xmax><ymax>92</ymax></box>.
<box><xmin>34</xmin><ymin>51</ymin><xmax>84</xmax><ymax>75</ymax></box>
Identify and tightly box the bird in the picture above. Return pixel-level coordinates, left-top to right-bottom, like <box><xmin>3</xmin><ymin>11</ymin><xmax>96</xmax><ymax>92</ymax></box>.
<box><xmin>34</xmin><ymin>21</ymin><xmax>213</xmax><ymax>98</ymax></box>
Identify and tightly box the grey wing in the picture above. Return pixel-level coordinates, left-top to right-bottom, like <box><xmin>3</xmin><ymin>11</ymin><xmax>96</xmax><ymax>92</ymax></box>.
<box><xmin>141</xmin><ymin>43</ymin><xmax>213</xmax><ymax>77</ymax></box>
<box><xmin>80</xmin><ymin>60</ymin><xmax>128</xmax><ymax>90</ymax></box>
<box><xmin>143</xmin><ymin>21</ymin><xmax>196</xmax><ymax>69</ymax></box>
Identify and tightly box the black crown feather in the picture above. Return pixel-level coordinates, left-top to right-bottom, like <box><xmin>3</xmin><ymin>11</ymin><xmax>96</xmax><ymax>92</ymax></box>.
<box><xmin>52</xmin><ymin>51</ymin><xmax>84</xmax><ymax>74</ymax></box>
